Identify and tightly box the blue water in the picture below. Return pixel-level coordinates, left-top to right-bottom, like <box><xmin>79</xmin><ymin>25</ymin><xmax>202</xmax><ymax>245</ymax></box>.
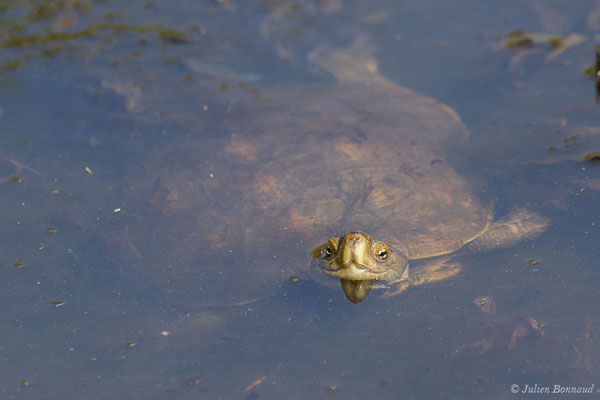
<box><xmin>1</xmin><ymin>1</ymin><xmax>599</xmax><ymax>399</ymax></box>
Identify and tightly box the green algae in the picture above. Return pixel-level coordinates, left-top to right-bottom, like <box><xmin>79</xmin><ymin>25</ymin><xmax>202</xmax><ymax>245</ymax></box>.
<box><xmin>0</xmin><ymin>1</ymin><xmax>194</xmax><ymax>73</ymax></box>
<box><xmin>0</xmin><ymin>57</ymin><xmax>24</xmax><ymax>71</ymax></box>
<box><xmin>2</xmin><ymin>22</ymin><xmax>191</xmax><ymax>48</ymax></box>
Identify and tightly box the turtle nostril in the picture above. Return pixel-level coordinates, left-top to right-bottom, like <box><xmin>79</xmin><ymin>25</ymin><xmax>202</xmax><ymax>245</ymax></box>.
<box><xmin>346</xmin><ymin>232</ymin><xmax>361</xmax><ymax>241</ymax></box>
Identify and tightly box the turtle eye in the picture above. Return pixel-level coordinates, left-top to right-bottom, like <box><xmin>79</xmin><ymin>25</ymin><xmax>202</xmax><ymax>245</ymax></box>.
<box><xmin>376</xmin><ymin>245</ymin><xmax>389</xmax><ymax>260</ymax></box>
<box><xmin>322</xmin><ymin>238</ymin><xmax>338</xmax><ymax>259</ymax></box>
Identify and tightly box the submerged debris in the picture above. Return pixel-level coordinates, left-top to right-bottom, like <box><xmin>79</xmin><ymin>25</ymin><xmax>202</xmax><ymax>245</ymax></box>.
<box><xmin>526</xmin><ymin>317</ymin><xmax>545</xmax><ymax>337</ymax></box>
<box><xmin>507</xmin><ymin>324</ymin><xmax>527</xmax><ymax>349</ymax></box>
<box><xmin>452</xmin><ymin>338</ymin><xmax>494</xmax><ymax>357</ymax></box>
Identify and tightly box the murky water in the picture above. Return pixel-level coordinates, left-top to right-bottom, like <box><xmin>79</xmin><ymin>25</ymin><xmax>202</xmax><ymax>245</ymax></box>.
<box><xmin>1</xmin><ymin>1</ymin><xmax>600</xmax><ymax>399</ymax></box>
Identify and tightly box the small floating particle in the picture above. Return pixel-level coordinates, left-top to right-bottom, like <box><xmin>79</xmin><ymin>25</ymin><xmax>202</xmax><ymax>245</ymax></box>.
<box><xmin>527</xmin><ymin>258</ymin><xmax>539</xmax><ymax>266</ymax></box>
<box><xmin>113</xmin><ymin>208</ymin><xmax>121</xmax><ymax>213</ymax></box>
<box><xmin>474</xmin><ymin>295</ymin><xmax>496</xmax><ymax>314</ymax></box>
<box><xmin>584</xmin><ymin>152</ymin><xmax>600</xmax><ymax>162</ymax></box>
<box><xmin>50</xmin><ymin>188</ymin><xmax>59</xmax><ymax>193</ymax></box>
<box><xmin>185</xmin><ymin>376</ymin><xmax>205</xmax><ymax>388</ymax></box>
<box><xmin>45</xmin><ymin>227</ymin><xmax>58</xmax><ymax>233</ymax></box>
<box><xmin>203</xmin><ymin>105</ymin><xmax>208</xmax><ymax>111</ymax></box>
<box><xmin>209</xmin><ymin>173</ymin><xmax>214</xmax><ymax>178</ymax></box>
<box><xmin>245</xmin><ymin>376</ymin><xmax>266</xmax><ymax>392</ymax></box>
<box><xmin>36</xmin><ymin>245</ymin><xmax>44</xmax><ymax>250</ymax></box>
<box><xmin>51</xmin><ymin>301</ymin><xmax>65</xmax><ymax>307</ymax></box>
<box><xmin>289</xmin><ymin>276</ymin><xmax>300</xmax><ymax>283</ymax></box>
<box><xmin>327</xmin><ymin>384</ymin><xmax>337</xmax><ymax>392</ymax></box>
<box><xmin>160</xmin><ymin>330</ymin><xmax>170</xmax><ymax>336</ymax></box>
<box><xmin>13</xmin><ymin>262</ymin><xmax>24</xmax><ymax>268</ymax></box>
<box><xmin>125</xmin><ymin>341</ymin><xmax>137</xmax><ymax>347</ymax></box>
<box><xmin>84</xmin><ymin>166</ymin><xmax>94</xmax><ymax>175</ymax></box>
<box><xmin>20</xmin><ymin>379</ymin><xmax>31</xmax><ymax>386</ymax></box>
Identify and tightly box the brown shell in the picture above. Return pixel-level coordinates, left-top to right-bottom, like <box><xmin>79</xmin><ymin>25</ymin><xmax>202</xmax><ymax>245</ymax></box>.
<box><xmin>234</xmin><ymin>83</ymin><xmax>491</xmax><ymax>259</ymax></box>
<box><xmin>115</xmin><ymin>83</ymin><xmax>490</xmax><ymax>305</ymax></box>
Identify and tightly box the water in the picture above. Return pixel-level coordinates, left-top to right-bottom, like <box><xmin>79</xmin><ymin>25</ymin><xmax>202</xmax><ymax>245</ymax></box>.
<box><xmin>1</xmin><ymin>1</ymin><xmax>600</xmax><ymax>399</ymax></box>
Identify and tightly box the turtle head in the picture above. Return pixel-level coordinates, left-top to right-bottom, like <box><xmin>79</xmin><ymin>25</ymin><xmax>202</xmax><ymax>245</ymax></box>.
<box><xmin>310</xmin><ymin>231</ymin><xmax>409</xmax><ymax>283</ymax></box>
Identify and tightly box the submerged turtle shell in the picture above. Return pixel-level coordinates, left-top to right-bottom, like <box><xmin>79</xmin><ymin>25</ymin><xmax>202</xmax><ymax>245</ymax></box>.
<box><xmin>116</xmin><ymin>82</ymin><xmax>489</xmax><ymax>305</ymax></box>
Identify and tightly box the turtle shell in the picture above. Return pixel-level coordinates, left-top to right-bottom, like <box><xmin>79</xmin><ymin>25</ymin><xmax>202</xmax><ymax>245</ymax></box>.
<box><xmin>113</xmin><ymin>82</ymin><xmax>490</xmax><ymax>305</ymax></box>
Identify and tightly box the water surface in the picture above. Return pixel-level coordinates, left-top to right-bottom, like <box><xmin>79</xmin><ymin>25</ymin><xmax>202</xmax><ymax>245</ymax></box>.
<box><xmin>1</xmin><ymin>1</ymin><xmax>600</xmax><ymax>399</ymax></box>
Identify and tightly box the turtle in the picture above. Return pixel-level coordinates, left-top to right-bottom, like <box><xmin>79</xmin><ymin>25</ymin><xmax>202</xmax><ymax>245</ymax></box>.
<box><xmin>309</xmin><ymin>210</ymin><xmax>547</xmax><ymax>303</ymax></box>
<box><xmin>111</xmin><ymin>36</ymin><xmax>547</xmax><ymax>306</ymax></box>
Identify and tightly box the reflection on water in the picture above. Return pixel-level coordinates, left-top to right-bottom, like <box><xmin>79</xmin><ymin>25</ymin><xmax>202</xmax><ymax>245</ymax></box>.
<box><xmin>340</xmin><ymin>279</ymin><xmax>373</xmax><ymax>303</ymax></box>
<box><xmin>1</xmin><ymin>0</ymin><xmax>600</xmax><ymax>399</ymax></box>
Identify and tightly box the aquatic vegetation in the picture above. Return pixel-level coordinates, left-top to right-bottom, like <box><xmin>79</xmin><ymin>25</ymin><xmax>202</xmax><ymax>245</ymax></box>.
<box><xmin>497</xmin><ymin>29</ymin><xmax>585</xmax><ymax>65</ymax></box>
<box><xmin>499</xmin><ymin>30</ymin><xmax>584</xmax><ymax>51</ymax></box>
<box><xmin>582</xmin><ymin>52</ymin><xmax>600</xmax><ymax>101</ymax></box>
<box><xmin>2</xmin><ymin>22</ymin><xmax>191</xmax><ymax>47</ymax></box>
<box><xmin>156</xmin><ymin>27</ymin><xmax>191</xmax><ymax>43</ymax></box>
<box><xmin>500</xmin><ymin>29</ymin><xmax>536</xmax><ymax>47</ymax></box>
<box><xmin>0</xmin><ymin>56</ymin><xmax>24</xmax><ymax>71</ymax></box>
<box><xmin>584</xmin><ymin>152</ymin><xmax>600</xmax><ymax>161</ymax></box>
<box><xmin>0</xmin><ymin>0</ymin><xmax>194</xmax><ymax>72</ymax></box>
<box><xmin>260</xmin><ymin>0</ymin><xmax>302</xmax><ymax>11</ymax></box>
<box><xmin>110</xmin><ymin>49</ymin><xmax>143</xmax><ymax>67</ymax></box>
